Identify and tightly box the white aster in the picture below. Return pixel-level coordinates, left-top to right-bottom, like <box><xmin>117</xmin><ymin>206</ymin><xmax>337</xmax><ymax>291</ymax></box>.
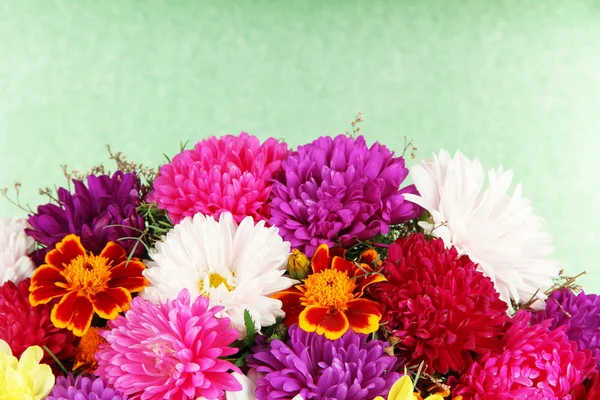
<box><xmin>141</xmin><ymin>212</ymin><xmax>296</xmax><ymax>336</ymax></box>
<box><xmin>0</xmin><ymin>217</ymin><xmax>36</xmax><ymax>285</ymax></box>
<box><xmin>404</xmin><ymin>150</ymin><xmax>561</xmax><ymax>310</ymax></box>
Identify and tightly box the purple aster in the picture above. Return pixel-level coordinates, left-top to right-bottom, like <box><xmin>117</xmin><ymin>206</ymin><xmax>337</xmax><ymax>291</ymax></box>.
<box><xmin>47</xmin><ymin>374</ymin><xmax>127</xmax><ymax>400</ymax></box>
<box><xmin>532</xmin><ymin>288</ymin><xmax>600</xmax><ymax>366</ymax></box>
<box><xmin>26</xmin><ymin>171</ymin><xmax>146</xmax><ymax>264</ymax></box>
<box><xmin>269</xmin><ymin>134</ymin><xmax>422</xmax><ymax>256</ymax></box>
<box><xmin>247</xmin><ymin>324</ymin><xmax>402</xmax><ymax>400</ymax></box>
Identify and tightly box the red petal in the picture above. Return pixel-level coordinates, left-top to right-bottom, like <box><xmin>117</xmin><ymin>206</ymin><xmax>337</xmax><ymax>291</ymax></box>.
<box><xmin>109</xmin><ymin>260</ymin><xmax>148</xmax><ymax>292</ymax></box>
<box><xmin>51</xmin><ymin>291</ymin><xmax>95</xmax><ymax>336</ymax></box>
<box><xmin>311</xmin><ymin>244</ymin><xmax>331</xmax><ymax>273</ymax></box>
<box><xmin>272</xmin><ymin>289</ymin><xmax>304</xmax><ymax>326</ymax></box>
<box><xmin>358</xmin><ymin>249</ymin><xmax>380</xmax><ymax>266</ymax></box>
<box><xmin>29</xmin><ymin>265</ymin><xmax>67</xmax><ymax>290</ymax></box>
<box><xmin>329</xmin><ymin>246</ymin><xmax>346</xmax><ymax>258</ymax></box>
<box><xmin>299</xmin><ymin>306</ymin><xmax>350</xmax><ymax>340</ymax></box>
<box><xmin>90</xmin><ymin>287</ymin><xmax>131</xmax><ymax>320</ymax></box>
<box><xmin>355</xmin><ymin>273</ymin><xmax>387</xmax><ymax>296</ymax></box>
<box><xmin>345</xmin><ymin>299</ymin><xmax>382</xmax><ymax>334</ymax></box>
<box><xmin>100</xmin><ymin>242</ymin><xmax>127</xmax><ymax>264</ymax></box>
<box><xmin>29</xmin><ymin>284</ymin><xmax>69</xmax><ymax>306</ymax></box>
<box><xmin>331</xmin><ymin>256</ymin><xmax>356</xmax><ymax>276</ymax></box>
<box><xmin>45</xmin><ymin>235</ymin><xmax>86</xmax><ymax>269</ymax></box>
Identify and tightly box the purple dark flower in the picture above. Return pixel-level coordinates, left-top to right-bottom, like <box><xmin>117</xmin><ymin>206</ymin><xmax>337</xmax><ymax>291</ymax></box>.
<box><xmin>269</xmin><ymin>134</ymin><xmax>422</xmax><ymax>256</ymax></box>
<box><xmin>532</xmin><ymin>288</ymin><xmax>600</xmax><ymax>366</ymax></box>
<box><xmin>27</xmin><ymin>172</ymin><xmax>146</xmax><ymax>264</ymax></box>
<box><xmin>247</xmin><ymin>324</ymin><xmax>402</xmax><ymax>400</ymax></box>
<box><xmin>46</xmin><ymin>374</ymin><xmax>127</xmax><ymax>400</ymax></box>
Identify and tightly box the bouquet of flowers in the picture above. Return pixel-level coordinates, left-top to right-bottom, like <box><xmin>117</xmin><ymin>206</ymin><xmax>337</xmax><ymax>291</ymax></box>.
<box><xmin>1</xmin><ymin>116</ymin><xmax>599</xmax><ymax>400</ymax></box>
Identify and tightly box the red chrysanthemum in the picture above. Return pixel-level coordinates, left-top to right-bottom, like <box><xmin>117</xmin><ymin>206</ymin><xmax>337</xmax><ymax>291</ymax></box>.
<box><xmin>29</xmin><ymin>234</ymin><xmax>148</xmax><ymax>337</ymax></box>
<box><xmin>368</xmin><ymin>233</ymin><xmax>510</xmax><ymax>374</ymax></box>
<box><xmin>452</xmin><ymin>311</ymin><xmax>595</xmax><ymax>399</ymax></box>
<box><xmin>274</xmin><ymin>245</ymin><xmax>385</xmax><ymax>340</ymax></box>
<box><xmin>0</xmin><ymin>278</ymin><xmax>76</xmax><ymax>367</ymax></box>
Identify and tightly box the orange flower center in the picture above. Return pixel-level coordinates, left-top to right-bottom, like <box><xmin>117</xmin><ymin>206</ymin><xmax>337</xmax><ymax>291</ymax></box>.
<box><xmin>61</xmin><ymin>255</ymin><xmax>112</xmax><ymax>296</ymax></box>
<box><xmin>73</xmin><ymin>327</ymin><xmax>106</xmax><ymax>373</ymax></box>
<box><xmin>302</xmin><ymin>269</ymin><xmax>356</xmax><ymax>311</ymax></box>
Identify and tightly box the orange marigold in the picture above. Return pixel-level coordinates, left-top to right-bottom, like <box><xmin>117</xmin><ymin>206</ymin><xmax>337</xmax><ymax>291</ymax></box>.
<box><xmin>29</xmin><ymin>234</ymin><xmax>148</xmax><ymax>337</ymax></box>
<box><xmin>273</xmin><ymin>244</ymin><xmax>384</xmax><ymax>340</ymax></box>
<box><xmin>73</xmin><ymin>327</ymin><xmax>106</xmax><ymax>373</ymax></box>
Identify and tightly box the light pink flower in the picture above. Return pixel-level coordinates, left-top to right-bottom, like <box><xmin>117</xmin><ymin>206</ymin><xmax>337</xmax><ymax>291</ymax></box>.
<box><xmin>150</xmin><ymin>133</ymin><xmax>290</xmax><ymax>224</ymax></box>
<box><xmin>95</xmin><ymin>289</ymin><xmax>241</xmax><ymax>400</ymax></box>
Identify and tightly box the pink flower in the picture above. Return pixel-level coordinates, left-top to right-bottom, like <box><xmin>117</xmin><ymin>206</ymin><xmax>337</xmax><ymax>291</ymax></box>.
<box><xmin>95</xmin><ymin>289</ymin><xmax>241</xmax><ymax>400</ymax></box>
<box><xmin>150</xmin><ymin>133</ymin><xmax>290</xmax><ymax>224</ymax></box>
<box><xmin>452</xmin><ymin>310</ymin><xmax>595</xmax><ymax>399</ymax></box>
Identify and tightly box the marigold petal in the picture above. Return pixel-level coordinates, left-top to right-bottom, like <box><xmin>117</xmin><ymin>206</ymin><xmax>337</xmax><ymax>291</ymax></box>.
<box><xmin>29</xmin><ymin>285</ymin><xmax>69</xmax><ymax>306</ymax></box>
<box><xmin>345</xmin><ymin>298</ymin><xmax>382</xmax><ymax>334</ymax></box>
<box><xmin>45</xmin><ymin>234</ymin><xmax>86</xmax><ymax>269</ymax></box>
<box><xmin>331</xmin><ymin>256</ymin><xmax>355</xmax><ymax>276</ymax></box>
<box><xmin>356</xmin><ymin>273</ymin><xmax>387</xmax><ymax>296</ymax></box>
<box><xmin>311</xmin><ymin>244</ymin><xmax>331</xmax><ymax>273</ymax></box>
<box><xmin>29</xmin><ymin>264</ymin><xmax>67</xmax><ymax>290</ymax></box>
<box><xmin>358</xmin><ymin>248</ymin><xmax>380</xmax><ymax>265</ymax></box>
<box><xmin>51</xmin><ymin>291</ymin><xmax>95</xmax><ymax>336</ymax></box>
<box><xmin>90</xmin><ymin>287</ymin><xmax>131</xmax><ymax>320</ymax></box>
<box><xmin>272</xmin><ymin>289</ymin><xmax>304</xmax><ymax>326</ymax></box>
<box><xmin>109</xmin><ymin>260</ymin><xmax>148</xmax><ymax>292</ymax></box>
<box><xmin>100</xmin><ymin>241</ymin><xmax>128</xmax><ymax>264</ymax></box>
<box><xmin>299</xmin><ymin>306</ymin><xmax>350</xmax><ymax>340</ymax></box>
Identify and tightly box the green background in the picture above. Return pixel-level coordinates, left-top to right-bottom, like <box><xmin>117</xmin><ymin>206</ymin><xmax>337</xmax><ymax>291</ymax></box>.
<box><xmin>1</xmin><ymin>0</ymin><xmax>599</xmax><ymax>289</ymax></box>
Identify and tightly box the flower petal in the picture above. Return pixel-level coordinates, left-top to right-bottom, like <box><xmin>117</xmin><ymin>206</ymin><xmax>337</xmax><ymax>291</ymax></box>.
<box><xmin>331</xmin><ymin>256</ymin><xmax>356</xmax><ymax>276</ymax></box>
<box><xmin>90</xmin><ymin>287</ymin><xmax>132</xmax><ymax>320</ymax></box>
<box><xmin>311</xmin><ymin>244</ymin><xmax>331</xmax><ymax>274</ymax></box>
<box><xmin>355</xmin><ymin>273</ymin><xmax>387</xmax><ymax>296</ymax></box>
<box><xmin>358</xmin><ymin>248</ymin><xmax>380</xmax><ymax>266</ymax></box>
<box><xmin>100</xmin><ymin>241</ymin><xmax>127</xmax><ymax>264</ymax></box>
<box><xmin>345</xmin><ymin>298</ymin><xmax>382</xmax><ymax>334</ymax></box>
<box><xmin>272</xmin><ymin>289</ymin><xmax>304</xmax><ymax>326</ymax></box>
<box><xmin>108</xmin><ymin>260</ymin><xmax>148</xmax><ymax>292</ymax></box>
<box><xmin>299</xmin><ymin>306</ymin><xmax>350</xmax><ymax>340</ymax></box>
<box><xmin>45</xmin><ymin>234</ymin><xmax>86</xmax><ymax>269</ymax></box>
<box><xmin>29</xmin><ymin>284</ymin><xmax>69</xmax><ymax>306</ymax></box>
<box><xmin>51</xmin><ymin>291</ymin><xmax>95</xmax><ymax>336</ymax></box>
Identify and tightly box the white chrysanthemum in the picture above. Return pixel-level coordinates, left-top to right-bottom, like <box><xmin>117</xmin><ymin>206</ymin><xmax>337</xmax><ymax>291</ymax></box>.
<box><xmin>0</xmin><ymin>217</ymin><xmax>36</xmax><ymax>285</ymax></box>
<box><xmin>141</xmin><ymin>212</ymin><xmax>296</xmax><ymax>336</ymax></box>
<box><xmin>404</xmin><ymin>150</ymin><xmax>561</xmax><ymax>310</ymax></box>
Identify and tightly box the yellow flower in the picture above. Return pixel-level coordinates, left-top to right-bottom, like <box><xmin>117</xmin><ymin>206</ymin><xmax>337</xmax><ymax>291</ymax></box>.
<box><xmin>374</xmin><ymin>375</ymin><xmax>445</xmax><ymax>400</ymax></box>
<box><xmin>0</xmin><ymin>339</ymin><xmax>55</xmax><ymax>400</ymax></box>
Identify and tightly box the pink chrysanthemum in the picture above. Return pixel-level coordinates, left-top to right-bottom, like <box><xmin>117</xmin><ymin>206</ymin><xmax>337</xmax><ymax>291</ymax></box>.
<box><xmin>95</xmin><ymin>289</ymin><xmax>242</xmax><ymax>400</ymax></box>
<box><xmin>452</xmin><ymin>310</ymin><xmax>595</xmax><ymax>399</ymax></box>
<box><xmin>150</xmin><ymin>133</ymin><xmax>290</xmax><ymax>224</ymax></box>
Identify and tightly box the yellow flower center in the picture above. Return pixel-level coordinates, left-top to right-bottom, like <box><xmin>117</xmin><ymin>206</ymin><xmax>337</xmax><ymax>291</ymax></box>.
<box><xmin>302</xmin><ymin>269</ymin><xmax>356</xmax><ymax>310</ymax></box>
<box><xmin>199</xmin><ymin>273</ymin><xmax>234</xmax><ymax>295</ymax></box>
<box><xmin>61</xmin><ymin>255</ymin><xmax>112</xmax><ymax>296</ymax></box>
<box><xmin>73</xmin><ymin>327</ymin><xmax>106</xmax><ymax>373</ymax></box>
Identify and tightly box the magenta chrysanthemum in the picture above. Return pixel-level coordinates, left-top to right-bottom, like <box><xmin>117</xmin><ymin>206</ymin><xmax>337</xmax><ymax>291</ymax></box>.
<box><xmin>95</xmin><ymin>289</ymin><xmax>241</xmax><ymax>400</ymax></box>
<box><xmin>150</xmin><ymin>132</ymin><xmax>290</xmax><ymax>224</ymax></box>
<box><xmin>368</xmin><ymin>233</ymin><xmax>510</xmax><ymax>374</ymax></box>
<box><xmin>0</xmin><ymin>278</ymin><xmax>76</xmax><ymax>368</ymax></box>
<box><xmin>269</xmin><ymin>134</ymin><xmax>422</xmax><ymax>257</ymax></box>
<box><xmin>452</xmin><ymin>310</ymin><xmax>595</xmax><ymax>399</ymax></box>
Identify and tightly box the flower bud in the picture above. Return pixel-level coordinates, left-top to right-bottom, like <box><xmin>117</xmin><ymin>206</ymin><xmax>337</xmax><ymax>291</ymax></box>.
<box><xmin>288</xmin><ymin>249</ymin><xmax>311</xmax><ymax>280</ymax></box>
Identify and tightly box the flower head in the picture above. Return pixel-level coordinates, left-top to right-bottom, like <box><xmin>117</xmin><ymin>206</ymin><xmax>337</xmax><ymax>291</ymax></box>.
<box><xmin>532</xmin><ymin>288</ymin><xmax>600</xmax><ymax>367</ymax></box>
<box><xmin>404</xmin><ymin>150</ymin><xmax>561</xmax><ymax>309</ymax></box>
<box><xmin>0</xmin><ymin>278</ymin><xmax>76</xmax><ymax>367</ymax></box>
<box><xmin>368</xmin><ymin>233</ymin><xmax>510</xmax><ymax>374</ymax></box>
<box><xmin>0</xmin><ymin>217</ymin><xmax>35</xmax><ymax>285</ymax></box>
<box><xmin>0</xmin><ymin>340</ymin><xmax>54</xmax><ymax>400</ymax></box>
<box><xmin>46</xmin><ymin>374</ymin><xmax>126</xmax><ymax>400</ymax></box>
<box><xmin>274</xmin><ymin>243</ymin><xmax>385</xmax><ymax>340</ymax></box>
<box><xmin>27</xmin><ymin>172</ymin><xmax>146</xmax><ymax>264</ymax></box>
<box><xmin>247</xmin><ymin>324</ymin><xmax>401</xmax><ymax>400</ymax></box>
<box><xmin>141</xmin><ymin>212</ymin><xmax>295</xmax><ymax>336</ymax></box>
<box><xmin>73</xmin><ymin>327</ymin><xmax>107</xmax><ymax>373</ymax></box>
<box><xmin>374</xmin><ymin>375</ymin><xmax>444</xmax><ymax>400</ymax></box>
<box><xmin>95</xmin><ymin>289</ymin><xmax>241</xmax><ymax>400</ymax></box>
<box><xmin>269</xmin><ymin>134</ymin><xmax>421</xmax><ymax>257</ymax></box>
<box><xmin>452</xmin><ymin>310</ymin><xmax>595</xmax><ymax>399</ymax></box>
<box><xmin>150</xmin><ymin>132</ymin><xmax>290</xmax><ymax>224</ymax></box>
<box><xmin>29</xmin><ymin>234</ymin><xmax>148</xmax><ymax>336</ymax></box>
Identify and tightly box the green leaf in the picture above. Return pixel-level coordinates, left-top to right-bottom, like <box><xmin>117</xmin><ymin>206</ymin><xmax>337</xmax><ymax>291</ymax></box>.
<box><xmin>244</xmin><ymin>309</ymin><xmax>257</xmax><ymax>346</ymax></box>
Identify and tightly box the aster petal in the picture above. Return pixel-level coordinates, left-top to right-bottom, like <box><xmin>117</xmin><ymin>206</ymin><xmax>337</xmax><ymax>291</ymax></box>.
<box><xmin>345</xmin><ymin>298</ymin><xmax>382</xmax><ymax>334</ymax></box>
<box><xmin>311</xmin><ymin>244</ymin><xmax>331</xmax><ymax>274</ymax></box>
<box><xmin>99</xmin><ymin>241</ymin><xmax>127</xmax><ymax>264</ymax></box>
<box><xmin>51</xmin><ymin>291</ymin><xmax>95</xmax><ymax>337</ymax></box>
<box><xmin>90</xmin><ymin>287</ymin><xmax>132</xmax><ymax>320</ymax></box>
<box><xmin>45</xmin><ymin>234</ymin><xmax>86</xmax><ymax>269</ymax></box>
<box><xmin>299</xmin><ymin>306</ymin><xmax>349</xmax><ymax>340</ymax></box>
